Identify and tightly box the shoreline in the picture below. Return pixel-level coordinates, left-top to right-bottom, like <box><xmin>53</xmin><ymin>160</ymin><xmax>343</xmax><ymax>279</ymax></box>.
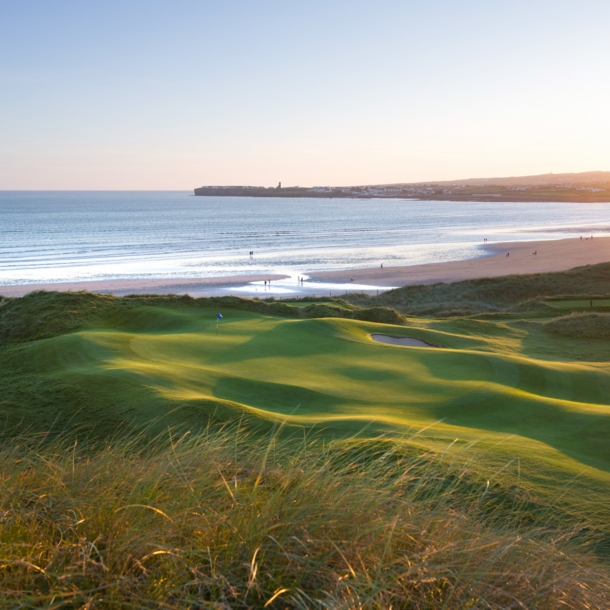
<box><xmin>0</xmin><ymin>274</ymin><xmax>289</xmax><ymax>298</ymax></box>
<box><xmin>309</xmin><ymin>236</ymin><xmax>610</xmax><ymax>288</ymax></box>
<box><xmin>194</xmin><ymin>194</ymin><xmax>610</xmax><ymax>204</ymax></box>
<box><xmin>1</xmin><ymin>236</ymin><xmax>609</xmax><ymax>299</ymax></box>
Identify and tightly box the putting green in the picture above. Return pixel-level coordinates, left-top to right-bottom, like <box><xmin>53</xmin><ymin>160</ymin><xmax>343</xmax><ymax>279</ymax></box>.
<box><xmin>3</xmin><ymin>302</ymin><xmax>610</xmax><ymax>521</ymax></box>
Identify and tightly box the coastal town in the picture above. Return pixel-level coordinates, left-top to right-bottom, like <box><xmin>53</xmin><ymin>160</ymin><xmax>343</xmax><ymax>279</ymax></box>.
<box><xmin>195</xmin><ymin>171</ymin><xmax>610</xmax><ymax>202</ymax></box>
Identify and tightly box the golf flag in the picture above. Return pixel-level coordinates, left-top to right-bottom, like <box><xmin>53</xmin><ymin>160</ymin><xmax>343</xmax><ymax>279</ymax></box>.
<box><xmin>217</xmin><ymin>313</ymin><xmax>223</xmax><ymax>319</ymax></box>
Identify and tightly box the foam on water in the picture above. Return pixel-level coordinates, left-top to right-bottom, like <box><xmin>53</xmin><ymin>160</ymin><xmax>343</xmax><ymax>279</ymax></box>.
<box><xmin>2</xmin><ymin>191</ymin><xmax>610</xmax><ymax>286</ymax></box>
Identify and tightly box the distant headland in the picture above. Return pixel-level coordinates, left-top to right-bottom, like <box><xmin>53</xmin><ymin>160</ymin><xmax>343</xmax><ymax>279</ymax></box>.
<box><xmin>195</xmin><ymin>171</ymin><xmax>610</xmax><ymax>202</ymax></box>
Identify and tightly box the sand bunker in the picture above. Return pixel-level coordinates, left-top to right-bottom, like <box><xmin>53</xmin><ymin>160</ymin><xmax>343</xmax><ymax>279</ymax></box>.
<box><xmin>371</xmin><ymin>334</ymin><xmax>437</xmax><ymax>348</ymax></box>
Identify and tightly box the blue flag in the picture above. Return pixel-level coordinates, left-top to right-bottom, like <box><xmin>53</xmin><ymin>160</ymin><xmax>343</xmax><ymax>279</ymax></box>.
<box><xmin>217</xmin><ymin>313</ymin><xmax>223</xmax><ymax>319</ymax></box>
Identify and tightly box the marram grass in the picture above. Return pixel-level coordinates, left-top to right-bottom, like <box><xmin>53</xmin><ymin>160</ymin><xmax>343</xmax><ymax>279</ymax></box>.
<box><xmin>0</xmin><ymin>423</ymin><xmax>608</xmax><ymax>609</ymax></box>
<box><xmin>544</xmin><ymin>311</ymin><xmax>610</xmax><ymax>339</ymax></box>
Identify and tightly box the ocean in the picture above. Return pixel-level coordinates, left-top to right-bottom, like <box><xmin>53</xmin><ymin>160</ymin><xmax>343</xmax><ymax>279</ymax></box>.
<box><xmin>2</xmin><ymin>191</ymin><xmax>610</xmax><ymax>286</ymax></box>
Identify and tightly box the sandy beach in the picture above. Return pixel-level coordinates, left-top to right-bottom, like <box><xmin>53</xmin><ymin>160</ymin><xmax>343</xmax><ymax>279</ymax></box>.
<box><xmin>0</xmin><ymin>274</ymin><xmax>289</xmax><ymax>298</ymax></box>
<box><xmin>1</xmin><ymin>236</ymin><xmax>609</xmax><ymax>298</ymax></box>
<box><xmin>310</xmin><ymin>236</ymin><xmax>610</xmax><ymax>287</ymax></box>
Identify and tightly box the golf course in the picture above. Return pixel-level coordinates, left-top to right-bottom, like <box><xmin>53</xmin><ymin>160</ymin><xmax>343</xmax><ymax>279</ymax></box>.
<box><xmin>3</xmin><ymin>265</ymin><xmax>610</xmax><ymax>606</ymax></box>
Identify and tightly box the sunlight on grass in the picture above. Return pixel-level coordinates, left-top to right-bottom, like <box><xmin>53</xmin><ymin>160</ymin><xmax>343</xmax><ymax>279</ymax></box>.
<box><xmin>1</xmin><ymin>424</ymin><xmax>608</xmax><ymax>608</ymax></box>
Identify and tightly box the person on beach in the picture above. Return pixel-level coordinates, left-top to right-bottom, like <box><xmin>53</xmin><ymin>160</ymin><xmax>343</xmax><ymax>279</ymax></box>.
<box><xmin>380</xmin><ymin>263</ymin><xmax>383</xmax><ymax>269</ymax></box>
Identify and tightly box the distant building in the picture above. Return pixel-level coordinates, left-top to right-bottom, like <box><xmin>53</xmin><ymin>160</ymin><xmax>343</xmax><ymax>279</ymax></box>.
<box><xmin>277</xmin><ymin>182</ymin><xmax>281</xmax><ymax>189</ymax></box>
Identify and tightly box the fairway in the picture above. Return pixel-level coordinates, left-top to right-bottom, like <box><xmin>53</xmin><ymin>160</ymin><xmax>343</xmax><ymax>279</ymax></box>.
<box><xmin>4</xmin><ymin>294</ymin><xmax>610</xmax><ymax>524</ymax></box>
<box><xmin>547</xmin><ymin>298</ymin><xmax>610</xmax><ymax>309</ymax></box>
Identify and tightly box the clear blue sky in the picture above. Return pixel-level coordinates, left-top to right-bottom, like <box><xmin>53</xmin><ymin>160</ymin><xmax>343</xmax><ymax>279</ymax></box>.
<box><xmin>1</xmin><ymin>0</ymin><xmax>609</xmax><ymax>189</ymax></box>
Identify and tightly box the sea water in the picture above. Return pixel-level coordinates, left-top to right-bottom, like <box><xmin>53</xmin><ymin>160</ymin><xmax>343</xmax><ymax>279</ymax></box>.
<box><xmin>2</xmin><ymin>191</ymin><xmax>610</xmax><ymax>286</ymax></box>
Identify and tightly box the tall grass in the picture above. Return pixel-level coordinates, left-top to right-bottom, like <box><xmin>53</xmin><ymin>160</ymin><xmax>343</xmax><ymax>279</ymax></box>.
<box><xmin>545</xmin><ymin>311</ymin><xmax>610</xmax><ymax>339</ymax></box>
<box><xmin>345</xmin><ymin>261</ymin><xmax>610</xmax><ymax>316</ymax></box>
<box><xmin>0</xmin><ymin>424</ymin><xmax>608</xmax><ymax>608</ymax></box>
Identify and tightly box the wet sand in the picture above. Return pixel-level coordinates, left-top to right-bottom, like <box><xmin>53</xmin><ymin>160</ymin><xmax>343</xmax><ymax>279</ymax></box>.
<box><xmin>0</xmin><ymin>274</ymin><xmax>289</xmax><ymax>298</ymax></box>
<box><xmin>1</xmin><ymin>236</ymin><xmax>609</xmax><ymax>298</ymax></box>
<box><xmin>310</xmin><ymin>236</ymin><xmax>610</xmax><ymax>287</ymax></box>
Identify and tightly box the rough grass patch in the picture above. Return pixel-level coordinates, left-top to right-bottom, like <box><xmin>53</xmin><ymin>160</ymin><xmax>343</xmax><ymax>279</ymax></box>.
<box><xmin>544</xmin><ymin>312</ymin><xmax>610</xmax><ymax>339</ymax></box>
<box><xmin>0</xmin><ymin>426</ymin><xmax>608</xmax><ymax>608</ymax></box>
<box><xmin>344</xmin><ymin>261</ymin><xmax>610</xmax><ymax>317</ymax></box>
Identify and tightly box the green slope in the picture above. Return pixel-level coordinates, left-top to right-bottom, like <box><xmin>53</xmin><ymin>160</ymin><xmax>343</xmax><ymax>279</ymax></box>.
<box><xmin>2</xmin><ymin>293</ymin><xmax>610</xmax><ymax>524</ymax></box>
<box><xmin>347</xmin><ymin>260</ymin><xmax>610</xmax><ymax>316</ymax></box>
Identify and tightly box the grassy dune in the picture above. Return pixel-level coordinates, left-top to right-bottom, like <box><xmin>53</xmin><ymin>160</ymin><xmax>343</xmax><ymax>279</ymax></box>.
<box><xmin>545</xmin><ymin>312</ymin><xmax>610</xmax><ymax>339</ymax></box>
<box><xmin>1</xmin><ymin>428</ymin><xmax>609</xmax><ymax>608</ymax></box>
<box><xmin>346</xmin><ymin>260</ymin><xmax>610</xmax><ymax>316</ymax></box>
<box><xmin>2</xmin><ymin>290</ymin><xmax>610</xmax><ymax>518</ymax></box>
<box><xmin>2</xmin><ymin>277</ymin><xmax>610</xmax><ymax>605</ymax></box>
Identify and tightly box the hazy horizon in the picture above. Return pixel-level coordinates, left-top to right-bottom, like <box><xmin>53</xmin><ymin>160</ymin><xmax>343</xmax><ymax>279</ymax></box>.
<box><xmin>2</xmin><ymin>167</ymin><xmax>610</xmax><ymax>192</ymax></box>
<box><xmin>2</xmin><ymin>1</ymin><xmax>609</xmax><ymax>190</ymax></box>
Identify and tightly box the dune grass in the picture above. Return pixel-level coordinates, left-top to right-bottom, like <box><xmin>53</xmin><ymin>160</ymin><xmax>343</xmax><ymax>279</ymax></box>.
<box><xmin>1</xmin><ymin>424</ymin><xmax>609</xmax><ymax>608</ymax></box>
<box><xmin>2</xmin><ymin>291</ymin><xmax>610</xmax><ymax>525</ymax></box>
<box><xmin>346</xmin><ymin>260</ymin><xmax>610</xmax><ymax>316</ymax></box>
<box><xmin>545</xmin><ymin>312</ymin><xmax>610</xmax><ymax>339</ymax></box>
<box><xmin>2</xmin><ymin>286</ymin><xmax>610</xmax><ymax>605</ymax></box>
<box><xmin>0</xmin><ymin>291</ymin><xmax>401</xmax><ymax>346</ymax></box>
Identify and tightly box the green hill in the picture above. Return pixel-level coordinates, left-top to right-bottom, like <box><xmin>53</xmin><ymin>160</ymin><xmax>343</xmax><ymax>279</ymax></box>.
<box><xmin>2</xmin><ymin>285</ymin><xmax>610</xmax><ymax>605</ymax></box>
<box><xmin>347</xmin><ymin>260</ymin><xmax>610</xmax><ymax>316</ymax></box>
<box><xmin>2</xmin><ymin>289</ymin><xmax>610</xmax><ymax>520</ymax></box>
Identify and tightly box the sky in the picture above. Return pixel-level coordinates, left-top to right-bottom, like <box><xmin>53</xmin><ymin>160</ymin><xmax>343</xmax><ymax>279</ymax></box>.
<box><xmin>1</xmin><ymin>0</ymin><xmax>610</xmax><ymax>189</ymax></box>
